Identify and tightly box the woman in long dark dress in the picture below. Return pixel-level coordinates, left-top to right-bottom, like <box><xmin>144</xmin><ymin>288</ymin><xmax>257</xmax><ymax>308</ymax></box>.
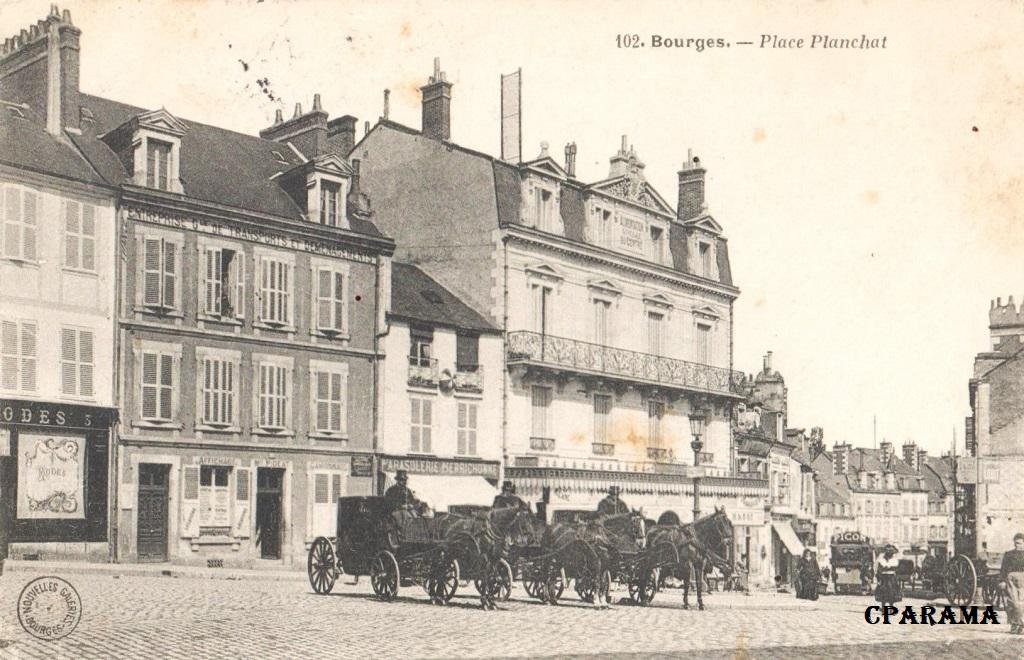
<box><xmin>874</xmin><ymin>545</ymin><xmax>902</xmax><ymax>607</ymax></box>
<box><xmin>796</xmin><ymin>549</ymin><xmax>821</xmax><ymax>600</ymax></box>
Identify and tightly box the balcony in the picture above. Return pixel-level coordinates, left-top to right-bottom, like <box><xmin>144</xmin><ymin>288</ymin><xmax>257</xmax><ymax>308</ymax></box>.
<box><xmin>647</xmin><ymin>447</ymin><xmax>669</xmax><ymax>462</ymax></box>
<box><xmin>408</xmin><ymin>357</ymin><xmax>438</xmax><ymax>388</ymax></box>
<box><xmin>453</xmin><ymin>364</ymin><xmax>484</xmax><ymax>393</ymax></box>
<box><xmin>530</xmin><ymin>437</ymin><xmax>555</xmax><ymax>451</ymax></box>
<box><xmin>592</xmin><ymin>442</ymin><xmax>615</xmax><ymax>456</ymax></box>
<box><xmin>507</xmin><ymin>331</ymin><xmax>744</xmax><ymax>397</ymax></box>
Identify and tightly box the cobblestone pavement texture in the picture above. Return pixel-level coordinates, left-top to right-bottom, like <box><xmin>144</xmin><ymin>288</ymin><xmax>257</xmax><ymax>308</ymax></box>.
<box><xmin>0</xmin><ymin>569</ymin><xmax>1020</xmax><ymax>659</ymax></box>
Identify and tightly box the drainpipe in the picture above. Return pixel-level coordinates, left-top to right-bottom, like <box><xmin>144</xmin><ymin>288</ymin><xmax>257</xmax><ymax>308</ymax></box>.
<box><xmin>109</xmin><ymin>201</ymin><xmax>125</xmax><ymax>564</ymax></box>
<box><xmin>372</xmin><ymin>254</ymin><xmax>392</xmax><ymax>496</ymax></box>
<box><xmin>501</xmin><ymin>235</ymin><xmax>510</xmax><ymax>486</ymax></box>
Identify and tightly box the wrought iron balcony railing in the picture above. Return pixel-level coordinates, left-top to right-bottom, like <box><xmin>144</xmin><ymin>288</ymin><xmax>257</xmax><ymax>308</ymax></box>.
<box><xmin>530</xmin><ymin>437</ymin><xmax>555</xmax><ymax>451</ymax></box>
<box><xmin>453</xmin><ymin>364</ymin><xmax>484</xmax><ymax>392</ymax></box>
<box><xmin>507</xmin><ymin>331</ymin><xmax>744</xmax><ymax>396</ymax></box>
<box><xmin>408</xmin><ymin>356</ymin><xmax>438</xmax><ymax>388</ymax></box>
<box><xmin>592</xmin><ymin>442</ymin><xmax>615</xmax><ymax>456</ymax></box>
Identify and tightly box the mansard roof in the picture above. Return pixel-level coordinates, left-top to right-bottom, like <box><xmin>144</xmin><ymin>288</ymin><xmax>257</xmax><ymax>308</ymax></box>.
<box><xmin>0</xmin><ymin>100</ymin><xmax>110</xmax><ymax>187</ymax></box>
<box><xmin>390</xmin><ymin>262</ymin><xmax>498</xmax><ymax>333</ymax></box>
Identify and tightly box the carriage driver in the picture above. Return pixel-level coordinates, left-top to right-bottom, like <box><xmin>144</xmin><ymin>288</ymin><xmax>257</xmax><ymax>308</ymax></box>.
<box><xmin>385</xmin><ymin>470</ymin><xmax>421</xmax><ymax>511</ymax></box>
<box><xmin>492</xmin><ymin>480</ymin><xmax>528</xmax><ymax>510</ymax></box>
<box><xmin>597</xmin><ymin>485</ymin><xmax>630</xmax><ymax>516</ymax></box>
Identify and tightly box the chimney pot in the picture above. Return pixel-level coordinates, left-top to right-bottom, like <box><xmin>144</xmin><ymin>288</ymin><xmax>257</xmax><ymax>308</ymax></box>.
<box><xmin>274</xmin><ymin>109</ymin><xmax>283</xmax><ymax>124</ymax></box>
<box><xmin>293</xmin><ymin>103</ymin><xmax>303</xmax><ymax>118</ymax></box>
<box><xmin>50</xmin><ymin>4</ymin><xmax>59</xmax><ymax>17</ymax></box>
<box><xmin>62</xmin><ymin>8</ymin><xmax>72</xmax><ymax>23</ymax></box>
<box><xmin>312</xmin><ymin>93</ymin><xmax>322</xmax><ymax>112</ymax></box>
<box><xmin>383</xmin><ymin>89</ymin><xmax>390</xmax><ymax>120</ymax></box>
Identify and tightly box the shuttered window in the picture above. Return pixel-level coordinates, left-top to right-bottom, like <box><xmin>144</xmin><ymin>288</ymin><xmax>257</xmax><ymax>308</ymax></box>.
<box><xmin>202</xmin><ymin>247</ymin><xmax>245</xmax><ymax>319</ymax></box>
<box><xmin>0</xmin><ymin>319</ymin><xmax>36</xmax><ymax>392</ymax></box>
<box><xmin>199</xmin><ymin>466</ymin><xmax>231</xmax><ymax>528</ymax></box>
<box><xmin>410</xmin><ymin>397</ymin><xmax>432</xmax><ymax>453</ymax></box>
<box><xmin>146</xmin><ymin>139</ymin><xmax>173</xmax><ymax>191</ymax></box>
<box><xmin>594</xmin><ymin>394</ymin><xmax>611</xmax><ymax>444</ymax></box>
<box><xmin>141</xmin><ymin>351</ymin><xmax>174</xmax><ymax>421</ymax></box>
<box><xmin>310</xmin><ymin>471</ymin><xmax>344</xmax><ymax>538</ymax></box>
<box><xmin>648</xmin><ymin>400</ymin><xmax>664</xmax><ymax>448</ymax></box>
<box><xmin>647</xmin><ymin>311</ymin><xmax>663</xmax><ymax>355</ymax></box>
<box><xmin>2</xmin><ymin>186</ymin><xmax>38</xmax><ymax>262</ymax></box>
<box><xmin>696</xmin><ymin>323</ymin><xmax>711</xmax><ymax>365</ymax></box>
<box><xmin>64</xmin><ymin>201</ymin><xmax>96</xmax><ymax>271</ymax></box>
<box><xmin>60</xmin><ymin>327</ymin><xmax>94</xmax><ymax>398</ymax></box>
<box><xmin>313</xmin><ymin>370</ymin><xmax>345</xmax><ymax>434</ymax></box>
<box><xmin>457</xmin><ymin>402</ymin><xmax>478</xmax><ymax>456</ymax></box>
<box><xmin>259</xmin><ymin>258</ymin><xmax>291</xmax><ymax>325</ymax></box>
<box><xmin>531</xmin><ymin>385</ymin><xmax>552</xmax><ymax>438</ymax></box>
<box><xmin>201</xmin><ymin>357</ymin><xmax>235</xmax><ymax>426</ymax></box>
<box><xmin>594</xmin><ymin>300</ymin><xmax>610</xmax><ymax>345</ymax></box>
<box><xmin>319</xmin><ymin>182</ymin><xmax>341</xmax><ymax>227</ymax></box>
<box><xmin>142</xmin><ymin>237</ymin><xmax>177</xmax><ymax>311</ymax></box>
<box><xmin>315</xmin><ymin>268</ymin><xmax>346</xmax><ymax>333</ymax></box>
<box><xmin>258</xmin><ymin>363</ymin><xmax>289</xmax><ymax>430</ymax></box>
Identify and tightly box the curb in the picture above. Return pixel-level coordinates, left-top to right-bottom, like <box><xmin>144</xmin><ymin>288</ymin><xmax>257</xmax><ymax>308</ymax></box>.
<box><xmin>2</xmin><ymin>560</ymin><xmax>307</xmax><ymax>583</ymax></box>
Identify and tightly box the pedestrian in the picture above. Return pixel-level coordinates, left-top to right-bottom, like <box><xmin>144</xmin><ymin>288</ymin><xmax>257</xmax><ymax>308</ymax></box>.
<box><xmin>796</xmin><ymin>549</ymin><xmax>821</xmax><ymax>600</ymax></box>
<box><xmin>999</xmin><ymin>532</ymin><xmax>1024</xmax><ymax>635</ymax></box>
<box><xmin>874</xmin><ymin>545</ymin><xmax>902</xmax><ymax>607</ymax></box>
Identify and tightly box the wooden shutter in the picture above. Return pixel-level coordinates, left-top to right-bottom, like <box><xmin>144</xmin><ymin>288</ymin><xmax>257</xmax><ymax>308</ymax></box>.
<box><xmin>315</xmin><ymin>371</ymin><xmax>329</xmax><ymax>432</ymax></box>
<box><xmin>141</xmin><ymin>352</ymin><xmax>158</xmax><ymax>418</ymax></box>
<box><xmin>203</xmin><ymin>247</ymin><xmax>219</xmax><ymax>315</ymax></box>
<box><xmin>143</xmin><ymin>239</ymin><xmax>162</xmax><ymax>306</ymax></box>
<box><xmin>457</xmin><ymin>402</ymin><xmax>467</xmax><ymax>455</ymax></box>
<box><xmin>81</xmin><ymin>205</ymin><xmax>95</xmax><ymax>271</ymax></box>
<box><xmin>162</xmin><ymin>241</ymin><xmax>176</xmax><ymax>309</ymax></box>
<box><xmin>19</xmin><ymin>322</ymin><xmax>36</xmax><ymax>392</ymax></box>
<box><xmin>159</xmin><ymin>353</ymin><xmax>174</xmax><ymax>420</ymax></box>
<box><xmin>21</xmin><ymin>191</ymin><xmax>36</xmax><ymax>261</ymax></box>
<box><xmin>468</xmin><ymin>404</ymin><xmax>477</xmax><ymax>455</ymax></box>
<box><xmin>65</xmin><ymin>201</ymin><xmax>80</xmax><ymax>268</ymax></box>
<box><xmin>233</xmin><ymin>251</ymin><xmax>245</xmax><ymax>318</ymax></box>
<box><xmin>330</xmin><ymin>372</ymin><xmax>343</xmax><ymax>433</ymax></box>
<box><xmin>181</xmin><ymin>465</ymin><xmax>200</xmax><ymax>537</ymax></box>
<box><xmin>1</xmin><ymin>320</ymin><xmax>17</xmax><ymax>390</ymax></box>
<box><xmin>60</xmin><ymin>328</ymin><xmax>77</xmax><ymax>395</ymax></box>
<box><xmin>316</xmin><ymin>268</ymin><xmax>331</xmax><ymax>330</ymax></box>
<box><xmin>233</xmin><ymin>467</ymin><xmax>252</xmax><ymax>538</ymax></box>
<box><xmin>333</xmin><ymin>272</ymin><xmax>345</xmax><ymax>331</ymax></box>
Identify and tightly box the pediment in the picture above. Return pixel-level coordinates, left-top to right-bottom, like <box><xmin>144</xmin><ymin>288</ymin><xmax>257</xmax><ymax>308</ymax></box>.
<box><xmin>642</xmin><ymin>292</ymin><xmax>674</xmax><ymax>309</ymax></box>
<box><xmin>589</xmin><ymin>177</ymin><xmax>675</xmax><ymax>217</ymax></box>
<box><xmin>525</xmin><ymin>262</ymin><xmax>564</xmax><ymax>281</ymax></box>
<box><xmin>522</xmin><ymin>157</ymin><xmax>568</xmax><ymax>180</ymax></box>
<box><xmin>692</xmin><ymin>305</ymin><xmax>720</xmax><ymax>320</ymax></box>
<box><xmin>136</xmin><ymin>108</ymin><xmax>187</xmax><ymax>137</ymax></box>
<box><xmin>682</xmin><ymin>214</ymin><xmax>724</xmax><ymax>235</ymax></box>
<box><xmin>587</xmin><ymin>278</ymin><xmax>622</xmax><ymax>296</ymax></box>
<box><xmin>311</xmin><ymin>153</ymin><xmax>354</xmax><ymax>176</ymax></box>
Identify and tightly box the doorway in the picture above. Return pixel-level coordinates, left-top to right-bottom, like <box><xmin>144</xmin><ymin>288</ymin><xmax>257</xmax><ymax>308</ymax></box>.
<box><xmin>256</xmin><ymin>468</ymin><xmax>284</xmax><ymax>560</ymax></box>
<box><xmin>137</xmin><ymin>464</ymin><xmax>170</xmax><ymax>562</ymax></box>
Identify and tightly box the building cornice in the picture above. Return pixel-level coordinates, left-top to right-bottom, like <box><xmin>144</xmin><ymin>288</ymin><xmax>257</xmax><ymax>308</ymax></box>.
<box><xmin>502</xmin><ymin>224</ymin><xmax>739</xmax><ymax>301</ymax></box>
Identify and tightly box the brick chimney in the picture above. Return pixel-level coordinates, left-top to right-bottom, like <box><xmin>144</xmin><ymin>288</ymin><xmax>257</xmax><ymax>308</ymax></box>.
<box><xmin>0</xmin><ymin>5</ymin><xmax>80</xmax><ymax>136</ymax></box>
<box><xmin>260</xmin><ymin>94</ymin><xmax>328</xmax><ymax>158</ymax></box>
<box><xmin>421</xmin><ymin>57</ymin><xmax>452</xmax><ymax>141</ymax></box>
<box><xmin>564</xmin><ymin>142</ymin><xmax>577</xmax><ymax>178</ymax></box>
<box><xmin>832</xmin><ymin>442</ymin><xmax>850</xmax><ymax>475</ymax></box>
<box><xmin>917</xmin><ymin>449</ymin><xmax>928</xmax><ymax>470</ymax></box>
<box><xmin>677</xmin><ymin>149</ymin><xmax>706</xmax><ymax>221</ymax></box>
<box><xmin>902</xmin><ymin>442</ymin><xmax>918</xmax><ymax>471</ymax></box>
<box><xmin>327</xmin><ymin>114</ymin><xmax>357</xmax><ymax>156</ymax></box>
<box><xmin>989</xmin><ymin>296</ymin><xmax>1024</xmax><ymax>351</ymax></box>
<box><xmin>879</xmin><ymin>440</ymin><xmax>893</xmax><ymax>466</ymax></box>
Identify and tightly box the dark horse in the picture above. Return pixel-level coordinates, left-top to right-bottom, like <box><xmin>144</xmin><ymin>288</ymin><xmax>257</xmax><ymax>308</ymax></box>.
<box><xmin>539</xmin><ymin>511</ymin><xmax>646</xmax><ymax>608</ymax></box>
<box><xmin>647</xmin><ymin>507</ymin><xmax>734</xmax><ymax>610</ymax></box>
<box><xmin>436</xmin><ymin>506</ymin><xmax>535</xmax><ymax>610</ymax></box>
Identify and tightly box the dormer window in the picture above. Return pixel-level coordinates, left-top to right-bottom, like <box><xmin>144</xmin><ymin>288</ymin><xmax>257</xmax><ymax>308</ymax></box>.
<box><xmin>699</xmin><ymin>241</ymin><xmax>712</xmax><ymax>277</ymax></box>
<box><xmin>319</xmin><ymin>181</ymin><xmax>341</xmax><ymax>227</ymax></box>
<box><xmin>146</xmin><ymin>139</ymin><xmax>173</xmax><ymax>191</ymax></box>
<box><xmin>535</xmin><ymin>188</ymin><xmax>553</xmax><ymax>230</ymax></box>
<box><xmin>650</xmin><ymin>226</ymin><xmax>665</xmax><ymax>263</ymax></box>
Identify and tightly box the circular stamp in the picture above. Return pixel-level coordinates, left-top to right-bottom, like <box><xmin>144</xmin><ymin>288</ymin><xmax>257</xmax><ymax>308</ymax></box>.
<box><xmin>16</xmin><ymin>576</ymin><xmax>82</xmax><ymax>641</ymax></box>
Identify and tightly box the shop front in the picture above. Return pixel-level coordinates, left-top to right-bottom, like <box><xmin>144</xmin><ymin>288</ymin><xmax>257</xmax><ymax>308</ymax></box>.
<box><xmin>0</xmin><ymin>399</ymin><xmax>116</xmax><ymax>562</ymax></box>
<box><xmin>378</xmin><ymin>455</ymin><xmax>500</xmax><ymax>511</ymax></box>
<box><xmin>117</xmin><ymin>443</ymin><xmax>373</xmax><ymax>568</ymax></box>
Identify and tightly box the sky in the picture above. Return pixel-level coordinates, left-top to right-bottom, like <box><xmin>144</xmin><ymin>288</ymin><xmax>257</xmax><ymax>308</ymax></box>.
<box><xmin>4</xmin><ymin>0</ymin><xmax>1022</xmax><ymax>456</ymax></box>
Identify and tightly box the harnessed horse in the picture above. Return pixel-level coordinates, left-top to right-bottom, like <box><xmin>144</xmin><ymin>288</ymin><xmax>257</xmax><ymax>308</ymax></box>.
<box><xmin>647</xmin><ymin>507</ymin><xmax>734</xmax><ymax>610</ymax></box>
<box><xmin>437</xmin><ymin>506</ymin><xmax>534</xmax><ymax>609</ymax></box>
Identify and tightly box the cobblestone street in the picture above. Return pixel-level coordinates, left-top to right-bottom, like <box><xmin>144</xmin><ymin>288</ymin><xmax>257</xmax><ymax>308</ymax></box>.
<box><xmin>0</xmin><ymin>568</ymin><xmax>1020</xmax><ymax>659</ymax></box>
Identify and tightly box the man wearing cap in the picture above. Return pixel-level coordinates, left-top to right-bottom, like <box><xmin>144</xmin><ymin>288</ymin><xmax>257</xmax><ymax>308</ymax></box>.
<box><xmin>597</xmin><ymin>485</ymin><xmax>629</xmax><ymax>516</ymax></box>
<box><xmin>385</xmin><ymin>470</ymin><xmax>418</xmax><ymax>511</ymax></box>
<box><xmin>493</xmin><ymin>480</ymin><xmax>528</xmax><ymax>510</ymax></box>
<box><xmin>1000</xmin><ymin>532</ymin><xmax>1024</xmax><ymax>634</ymax></box>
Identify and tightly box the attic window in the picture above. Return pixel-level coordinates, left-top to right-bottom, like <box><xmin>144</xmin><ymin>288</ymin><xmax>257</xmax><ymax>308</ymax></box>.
<box><xmin>147</xmin><ymin>139</ymin><xmax>173</xmax><ymax>191</ymax></box>
<box><xmin>699</xmin><ymin>241</ymin><xmax>712</xmax><ymax>277</ymax></box>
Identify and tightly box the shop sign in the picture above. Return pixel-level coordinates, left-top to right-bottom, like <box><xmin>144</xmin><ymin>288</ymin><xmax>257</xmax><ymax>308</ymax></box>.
<box><xmin>350</xmin><ymin>455</ymin><xmax>373</xmax><ymax>477</ymax></box>
<box><xmin>254</xmin><ymin>459</ymin><xmax>289</xmax><ymax>469</ymax></box>
<box><xmin>0</xmin><ymin>399</ymin><xmax>115</xmax><ymax>430</ymax></box>
<box><xmin>189</xmin><ymin>456</ymin><xmax>235</xmax><ymax>466</ymax></box>
<box><xmin>616</xmin><ymin>215</ymin><xmax>645</xmax><ymax>254</ymax></box>
<box><xmin>17</xmin><ymin>432</ymin><xmax>86</xmax><ymax>519</ymax></box>
<box><xmin>381</xmin><ymin>456</ymin><xmax>498</xmax><ymax>478</ymax></box>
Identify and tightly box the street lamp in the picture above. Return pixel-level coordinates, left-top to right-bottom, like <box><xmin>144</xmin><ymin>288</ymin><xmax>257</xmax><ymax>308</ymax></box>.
<box><xmin>689</xmin><ymin>410</ymin><xmax>706</xmax><ymax>522</ymax></box>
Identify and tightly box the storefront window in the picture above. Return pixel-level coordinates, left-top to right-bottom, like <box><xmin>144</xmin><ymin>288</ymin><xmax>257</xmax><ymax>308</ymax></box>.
<box><xmin>199</xmin><ymin>466</ymin><xmax>231</xmax><ymax>529</ymax></box>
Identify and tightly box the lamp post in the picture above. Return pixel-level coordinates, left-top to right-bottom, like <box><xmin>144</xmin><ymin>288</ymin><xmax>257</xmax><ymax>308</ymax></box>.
<box><xmin>689</xmin><ymin>410</ymin><xmax>706</xmax><ymax>522</ymax></box>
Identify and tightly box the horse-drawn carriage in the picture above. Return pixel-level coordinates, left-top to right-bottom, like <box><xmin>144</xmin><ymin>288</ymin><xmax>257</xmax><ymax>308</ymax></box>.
<box><xmin>942</xmin><ymin>554</ymin><xmax>1007</xmax><ymax>608</ymax></box>
<box><xmin>830</xmin><ymin>531</ymin><xmax>873</xmax><ymax>595</ymax></box>
<box><xmin>307</xmin><ymin>496</ymin><xmax>531</xmax><ymax>607</ymax></box>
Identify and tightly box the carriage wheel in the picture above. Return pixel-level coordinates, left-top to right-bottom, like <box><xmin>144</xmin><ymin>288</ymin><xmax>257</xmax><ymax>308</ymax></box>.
<box><xmin>523</xmin><ymin>575</ymin><xmax>542</xmax><ymax>600</ymax></box>
<box><xmin>371</xmin><ymin>550</ymin><xmax>400</xmax><ymax>601</ymax></box>
<box><xmin>628</xmin><ymin>566</ymin><xmax>659</xmax><ymax>606</ymax></box>
<box><xmin>476</xmin><ymin>559</ymin><xmax>514</xmax><ymax>601</ymax></box>
<box><xmin>944</xmin><ymin>555</ymin><xmax>977</xmax><ymax>607</ymax></box>
<box><xmin>307</xmin><ymin>537</ymin><xmax>338</xmax><ymax>595</ymax></box>
<box><xmin>982</xmin><ymin>578</ymin><xmax>1006</xmax><ymax>609</ymax></box>
<box><xmin>435</xmin><ymin>558</ymin><xmax>461</xmax><ymax>604</ymax></box>
<box><xmin>546</xmin><ymin>566</ymin><xmax>566</xmax><ymax>604</ymax></box>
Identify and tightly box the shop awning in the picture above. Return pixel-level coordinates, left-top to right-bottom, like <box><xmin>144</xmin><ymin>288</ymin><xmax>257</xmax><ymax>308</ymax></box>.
<box><xmin>772</xmin><ymin>520</ymin><xmax>806</xmax><ymax>556</ymax></box>
<box><xmin>388</xmin><ymin>473</ymin><xmax>498</xmax><ymax>512</ymax></box>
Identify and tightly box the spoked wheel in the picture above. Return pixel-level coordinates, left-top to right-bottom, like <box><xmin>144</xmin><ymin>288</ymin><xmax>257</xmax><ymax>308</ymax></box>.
<box><xmin>544</xmin><ymin>565</ymin><xmax>566</xmax><ymax>604</ymax></box>
<box><xmin>944</xmin><ymin>555</ymin><xmax>977</xmax><ymax>607</ymax></box>
<box><xmin>371</xmin><ymin>550</ymin><xmax>400</xmax><ymax>601</ymax></box>
<box><xmin>307</xmin><ymin>537</ymin><xmax>338</xmax><ymax>595</ymax></box>
<box><xmin>523</xmin><ymin>575</ymin><xmax>543</xmax><ymax>600</ymax></box>
<box><xmin>628</xmin><ymin>566</ymin><xmax>659</xmax><ymax>606</ymax></box>
<box><xmin>982</xmin><ymin>578</ymin><xmax>1006</xmax><ymax>609</ymax></box>
<box><xmin>427</xmin><ymin>558</ymin><xmax>460</xmax><ymax>604</ymax></box>
<box><xmin>475</xmin><ymin>559</ymin><xmax>513</xmax><ymax>601</ymax></box>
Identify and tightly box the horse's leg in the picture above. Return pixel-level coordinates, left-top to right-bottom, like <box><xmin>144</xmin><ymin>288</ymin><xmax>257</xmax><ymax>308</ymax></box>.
<box><xmin>681</xmin><ymin>562</ymin><xmax>691</xmax><ymax>610</ymax></box>
<box><xmin>696</xmin><ymin>558</ymin><xmax>705</xmax><ymax>611</ymax></box>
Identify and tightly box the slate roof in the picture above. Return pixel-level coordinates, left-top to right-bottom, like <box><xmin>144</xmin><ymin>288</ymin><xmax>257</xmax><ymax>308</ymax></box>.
<box><xmin>816</xmin><ymin>478</ymin><xmax>853</xmax><ymax>507</ymax></box>
<box><xmin>389</xmin><ymin>262</ymin><xmax>498</xmax><ymax>333</ymax></box>
<box><xmin>735</xmin><ymin>434</ymin><xmax>772</xmax><ymax>458</ymax></box>
<box><xmin>73</xmin><ymin>93</ymin><xmax>383</xmax><ymax>237</ymax></box>
<box><xmin>0</xmin><ymin>101</ymin><xmax>110</xmax><ymax>187</ymax></box>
